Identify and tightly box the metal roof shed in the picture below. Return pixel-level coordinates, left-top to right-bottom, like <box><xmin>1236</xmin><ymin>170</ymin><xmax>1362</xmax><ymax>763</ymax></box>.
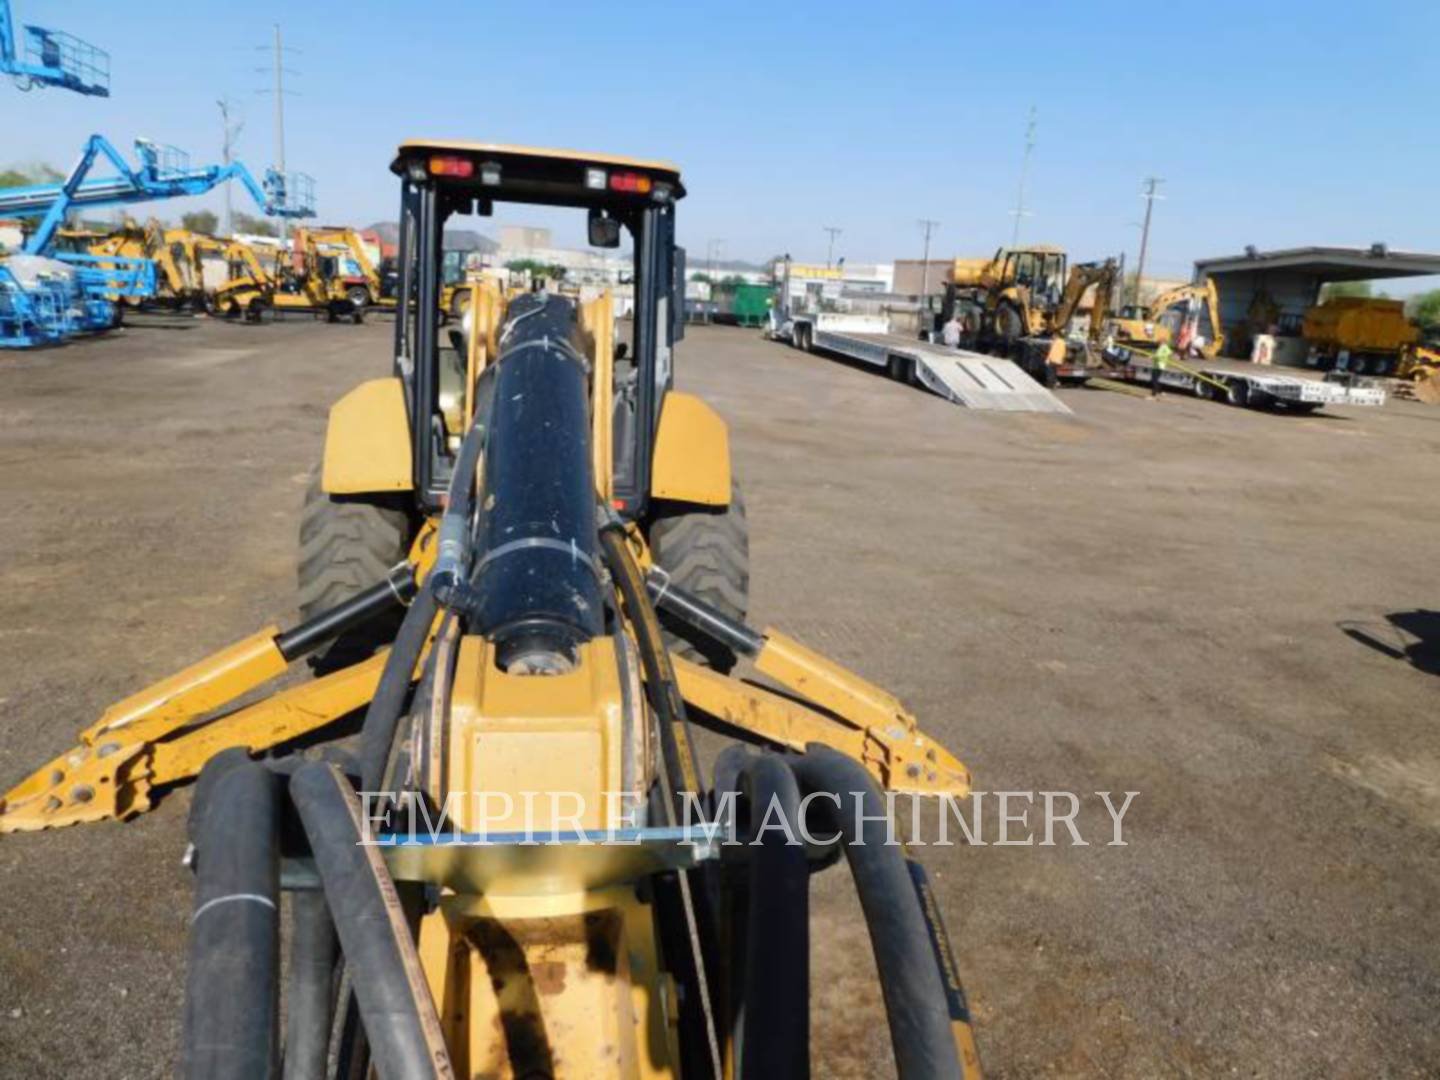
<box><xmin>1192</xmin><ymin>245</ymin><xmax>1440</xmax><ymax>356</ymax></box>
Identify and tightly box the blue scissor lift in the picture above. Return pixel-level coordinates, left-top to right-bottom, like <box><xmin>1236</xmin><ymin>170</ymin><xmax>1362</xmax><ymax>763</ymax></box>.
<box><xmin>0</xmin><ymin>0</ymin><xmax>109</xmax><ymax>96</ymax></box>
<box><xmin>0</xmin><ymin>135</ymin><xmax>316</xmax><ymax>347</ymax></box>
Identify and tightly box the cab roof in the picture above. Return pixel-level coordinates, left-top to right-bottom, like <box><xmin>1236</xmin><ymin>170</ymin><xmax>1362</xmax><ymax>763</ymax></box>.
<box><xmin>392</xmin><ymin>140</ymin><xmax>683</xmax><ymax>196</ymax></box>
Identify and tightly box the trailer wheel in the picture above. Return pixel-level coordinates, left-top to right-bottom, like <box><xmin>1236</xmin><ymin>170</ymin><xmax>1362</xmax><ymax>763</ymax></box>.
<box><xmin>297</xmin><ymin>467</ymin><xmax>412</xmax><ymax>673</ymax></box>
<box><xmin>886</xmin><ymin>355</ymin><xmax>913</xmax><ymax>384</ymax></box>
<box><xmin>647</xmin><ymin>482</ymin><xmax>750</xmax><ymax>673</ymax></box>
<box><xmin>1225</xmin><ymin>378</ymin><xmax>1250</xmax><ymax>407</ymax></box>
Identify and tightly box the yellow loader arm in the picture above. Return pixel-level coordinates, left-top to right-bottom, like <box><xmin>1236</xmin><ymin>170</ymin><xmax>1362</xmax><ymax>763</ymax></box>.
<box><xmin>1</xmin><ymin>580</ymin><xmax>968</xmax><ymax>834</ymax></box>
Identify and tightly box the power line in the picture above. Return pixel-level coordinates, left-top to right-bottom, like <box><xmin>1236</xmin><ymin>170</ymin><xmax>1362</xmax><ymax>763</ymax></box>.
<box><xmin>255</xmin><ymin>23</ymin><xmax>300</xmax><ymax>238</ymax></box>
<box><xmin>1132</xmin><ymin>177</ymin><xmax>1166</xmax><ymax>305</ymax></box>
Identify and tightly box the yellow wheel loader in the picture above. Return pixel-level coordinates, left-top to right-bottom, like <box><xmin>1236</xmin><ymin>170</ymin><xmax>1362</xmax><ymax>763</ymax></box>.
<box><xmin>0</xmin><ymin>141</ymin><xmax>981</xmax><ymax>1080</ymax></box>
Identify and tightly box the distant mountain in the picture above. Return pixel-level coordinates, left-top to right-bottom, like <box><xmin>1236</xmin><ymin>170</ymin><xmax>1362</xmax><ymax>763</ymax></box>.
<box><xmin>363</xmin><ymin>222</ymin><xmax>498</xmax><ymax>254</ymax></box>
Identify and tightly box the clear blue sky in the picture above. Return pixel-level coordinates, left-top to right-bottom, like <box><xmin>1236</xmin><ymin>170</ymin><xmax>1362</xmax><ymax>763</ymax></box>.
<box><xmin>4</xmin><ymin>0</ymin><xmax>1437</xmax><ymax>284</ymax></box>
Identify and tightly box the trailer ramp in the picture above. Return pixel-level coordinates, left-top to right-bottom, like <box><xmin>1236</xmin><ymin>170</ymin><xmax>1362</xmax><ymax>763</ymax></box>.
<box><xmin>803</xmin><ymin>321</ymin><xmax>1072</xmax><ymax>415</ymax></box>
<box><xmin>913</xmin><ymin>349</ymin><xmax>1072</xmax><ymax>414</ymax></box>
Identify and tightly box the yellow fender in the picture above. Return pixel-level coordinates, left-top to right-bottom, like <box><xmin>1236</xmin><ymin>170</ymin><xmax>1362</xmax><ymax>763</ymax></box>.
<box><xmin>322</xmin><ymin>377</ymin><xmax>414</xmax><ymax>494</ymax></box>
<box><xmin>650</xmin><ymin>391</ymin><xmax>730</xmax><ymax>506</ymax></box>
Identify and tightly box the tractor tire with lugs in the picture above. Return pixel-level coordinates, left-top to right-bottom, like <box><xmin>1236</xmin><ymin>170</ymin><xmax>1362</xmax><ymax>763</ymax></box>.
<box><xmin>297</xmin><ymin>467</ymin><xmax>411</xmax><ymax>672</ymax></box>
<box><xmin>648</xmin><ymin>481</ymin><xmax>750</xmax><ymax>673</ymax></box>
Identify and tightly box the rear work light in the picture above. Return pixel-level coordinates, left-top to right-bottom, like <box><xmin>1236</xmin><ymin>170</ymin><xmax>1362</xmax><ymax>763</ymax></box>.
<box><xmin>608</xmin><ymin>171</ymin><xmax>652</xmax><ymax>194</ymax></box>
<box><xmin>429</xmin><ymin>155</ymin><xmax>474</xmax><ymax>178</ymax></box>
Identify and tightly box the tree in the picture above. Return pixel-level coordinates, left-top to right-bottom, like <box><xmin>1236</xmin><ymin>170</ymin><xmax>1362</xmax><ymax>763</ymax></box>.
<box><xmin>504</xmin><ymin>258</ymin><xmax>566</xmax><ymax>281</ymax></box>
<box><xmin>691</xmin><ymin>272</ymin><xmax>713</xmax><ymax>285</ymax></box>
<box><xmin>1408</xmin><ymin>289</ymin><xmax>1440</xmax><ymax>333</ymax></box>
<box><xmin>1320</xmin><ymin>280</ymin><xmax>1373</xmax><ymax>301</ymax></box>
<box><xmin>181</xmin><ymin>210</ymin><xmax>219</xmax><ymax>236</ymax></box>
<box><xmin>234</xmin><ymin>212</ymin><xmax>277</xmax><ymax>238</ymax></box>
<box><xmin>0</xmin><ymin>163</ymin><xmax>64</xmax><ymax>188</ymax></box>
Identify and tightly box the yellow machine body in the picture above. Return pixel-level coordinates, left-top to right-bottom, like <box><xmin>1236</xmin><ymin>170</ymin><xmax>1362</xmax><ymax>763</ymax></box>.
<box><xmin>1</xmin><ymin>144</ymin><xmax>983</xmax><ymax>1078</ymax></box>
<box><xmin>1111</xmin><ymin>279</ymin><xmax>1226</xmax><ymax>360</ymax></box>
<box><xmin>1303</xmin><ymin>296</ymin><xmax>1418</xmax><ymax>354</ymax></box>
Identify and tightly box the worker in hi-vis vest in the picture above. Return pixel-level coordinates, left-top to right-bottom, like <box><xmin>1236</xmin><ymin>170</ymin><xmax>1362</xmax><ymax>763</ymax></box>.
<box><xmin>1152</xmin><ymin>341</ymin><xmax>1172</xmax><ymax>398</ymax></box>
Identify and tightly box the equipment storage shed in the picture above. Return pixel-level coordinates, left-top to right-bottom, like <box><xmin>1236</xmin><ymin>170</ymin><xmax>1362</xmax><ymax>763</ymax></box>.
<box><xmin>1193</xmin><ymin>245</ymin><xmax>1440</xmax><ymax>361</ymax></box>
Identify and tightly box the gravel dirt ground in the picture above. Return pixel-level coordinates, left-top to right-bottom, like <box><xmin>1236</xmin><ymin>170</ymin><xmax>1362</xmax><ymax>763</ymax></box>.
<box><xmin>1</xmin><ymin>315</ymin><xmax>1438</xmax><ymax>1078</ymax></box>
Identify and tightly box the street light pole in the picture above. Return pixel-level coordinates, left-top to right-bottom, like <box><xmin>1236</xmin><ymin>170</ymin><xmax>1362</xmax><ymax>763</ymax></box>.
<box><xmin>823</xmin><ymin>225</ymin><xmax>842</xmax><ymax>269</ymax></box>
<box><xmin>918</xmin><ymin>218</ymin><xmax>940</xmax><ymax>335</ymax></box>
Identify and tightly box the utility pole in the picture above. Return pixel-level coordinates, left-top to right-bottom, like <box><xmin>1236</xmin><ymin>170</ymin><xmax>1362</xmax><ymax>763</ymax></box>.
<box><xmin>917</xmin><ymin>218</ymin><xmax>940</xmax><ymax>327</ymax></box>
<box><xmin>1133</xmin><ymin>177</ymin><xmax>1165</xmax><ymax>306</ymax></box>
<box><xmin>217</xmin><ymin>98</ymin><xmax>243</xmax><ymax>237</ymax></box>
<box><xmin>823</xmin><ymin>225</ymin><xmax>842</xmax><ymax>269</ymax></box>
<box><xmin>1009</xmin><ymin>106</ymin><xmax>1036</xmax><ymax>249</ymax></box>
<box><xmin>256</xmin><ymin>24</ymin><xmax>299</xmax><ymax>239</ymax></box>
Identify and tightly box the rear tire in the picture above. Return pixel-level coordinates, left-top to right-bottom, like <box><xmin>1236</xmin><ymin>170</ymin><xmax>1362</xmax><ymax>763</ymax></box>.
<box><xmin>297</xmin><ymin>467</ymin><xmax>411</xmax><ymax>673</ymax></box>
<box><xmin>647</xmin><ymin>482</ymin><xmax>750</xmax><ymax>673</ymax></box>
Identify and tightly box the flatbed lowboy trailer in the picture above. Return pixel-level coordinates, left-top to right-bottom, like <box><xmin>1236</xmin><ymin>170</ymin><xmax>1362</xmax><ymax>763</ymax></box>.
<box><xmin>776</xmin><ymin>312</ymin><xmax>1072</xmax><ymax>414</ymax></box>
<box><xmin>1102</xmin><ymin>345</ymin><xmax>1386</xmax><ymax>412</ymax></box>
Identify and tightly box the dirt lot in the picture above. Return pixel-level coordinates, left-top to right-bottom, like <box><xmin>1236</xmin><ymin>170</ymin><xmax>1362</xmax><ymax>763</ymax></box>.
<box><xmin>1</xmin><ymin>316</ymin><xmax>1438</xmax><ymax>1078</ymax></box>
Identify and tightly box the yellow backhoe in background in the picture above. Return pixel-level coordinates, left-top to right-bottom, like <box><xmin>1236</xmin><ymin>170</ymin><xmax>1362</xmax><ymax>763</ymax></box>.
<box><xmin>0</xmin><ymin>141</ymin><xmax>982</xmax><ymax>1080</ymax></box>
<box><xmin>1110</xmin><ymin>279</ymin><xmax>1226</xmax><ymax>360</ymax></box>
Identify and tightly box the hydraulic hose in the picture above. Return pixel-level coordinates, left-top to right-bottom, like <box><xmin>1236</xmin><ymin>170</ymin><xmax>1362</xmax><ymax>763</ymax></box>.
<box><xmin>788</xmin><ymin>745</ymin><xmax>971</xmax><ymax>1080</ymax></box>
<box><xmin>598</xmin><ymin>525</ymin><xmax>703</xmax><ymax>798</ymax></box>
<box><xmin>427</xmin><ymin>411</ymin><xmax>486</xmax><ymax>614</ymax></box>
<box><xmin>289</xmin><ymin>762</ymin><xmax>453</xmax><ymax>1080</ymax></box>
<box><xmin>719</xmin><ymin>751</ymin><xmax>809</xmax><ymax>1079</ymax></box>
<box><xmin>181</xmin><ymin>750</ymin><xmax>281</xmax><ymax>1080</ymax></box>
<box><xmin>281</xmin><ymin>891</ymin><xmax>337</xmax><ymax>1080</ymax></box>
<box><xmin>357</xmin><ymin>584</ymin><xmax>436</xmax><ymax>794</ymax></box>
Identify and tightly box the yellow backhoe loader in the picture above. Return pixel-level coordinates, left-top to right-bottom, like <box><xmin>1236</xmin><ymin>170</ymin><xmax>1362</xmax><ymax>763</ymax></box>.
<box><xmin>0</xmin><ymin>141</ymin><xmax>982</xmax><ymax>1080</ymax></box>
<box><xmin>938</xmin><ymin>245</ymin><xmax>1070</xmax><ymax>353</ymax></box>
<box><xmin>302</xmin><ymin>224</ymin><xmax>392</xmax><ymax>310</ymax></box>
<box><xmin>1111</xmin><ymin>279</ymin><xmax>1226</xmax><ymax>360</ymax></box>
<box><xmin>85</xmin><ymin>219</ymin><xmax>212</xmax><ymax>311</ymax></box>
<box><xmin>936</xmin><ymin>248</ymin><xmax>1121</xmax><ymax>384</ymax></box>
<box><xmin>213</xmin><ymin>230</ymin><xmax>366</xmax><ymax>324</ymax></box>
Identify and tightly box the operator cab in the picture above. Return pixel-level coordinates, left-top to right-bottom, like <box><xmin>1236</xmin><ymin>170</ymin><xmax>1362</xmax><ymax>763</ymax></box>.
<box><xmin>1000</xmin><ymin>246</ymin><xmax>1067</xmax><ymax>307</ymax></box>
<box><xmin>388</xmin><ymin>140</ymin><xmax>686</xmax><ymax>518</ymax></box>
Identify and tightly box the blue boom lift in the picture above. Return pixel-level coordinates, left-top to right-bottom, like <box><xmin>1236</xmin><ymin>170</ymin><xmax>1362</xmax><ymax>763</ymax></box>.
<box><xmin>0</xmin><ymin>135</ymin><xmax>316</xmax><ymax>347</ymax></box>
<box><xmin>0</xmin><ymin>0</ymin><xmax>109</xmax><ymax>96</ymax></box>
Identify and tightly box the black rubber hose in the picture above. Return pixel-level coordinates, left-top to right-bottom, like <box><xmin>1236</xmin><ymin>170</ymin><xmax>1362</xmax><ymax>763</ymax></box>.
<box><xmin>597</xmin><ymin>525</ymin><xmax>704</xmax><ymax>798</ymax></box>
<box><xmin>357</xmin><ymin>583</ymin><xmax>436</xmax><ymax>793</ymax></box>
<box><xmin>181</xmin><ymin>749</ymin><xmax>281</xmax><ymax>1080</ymax></box>
<box><xmin>726</xmin><ymin>752</ymin><xmax>810</xmax><ymax>1079</ymax></box>
<box><xmin>289</xmin><ymin>762</ymin><xmax>453</xmax><ymax>1080</ymax></box>
<box><xmin>281</xmin><ymin>891</ymin><xmax>337</xmax><ymax>1080</ymax></box>
<box><xmin>788</xmin><ymin>745</ymin><xmax>965</xmax><ymax>1080</ymax></box>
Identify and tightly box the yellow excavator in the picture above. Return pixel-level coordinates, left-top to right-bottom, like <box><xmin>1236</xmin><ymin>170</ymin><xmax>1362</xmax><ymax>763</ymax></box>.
<box><xmin>1110</xmin><ymin>279</ymin><xmax>1226</xmax><ymax>360</ymax></box>
<box><xmin>0</xmin><ymin>141</ymin><xmax>982</xmax><ymax>1079</ymax></box>
<box><xmin>213</xmin><ymin>229</ymin><xmax>366</xmax><ymax>323</ymax></box>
